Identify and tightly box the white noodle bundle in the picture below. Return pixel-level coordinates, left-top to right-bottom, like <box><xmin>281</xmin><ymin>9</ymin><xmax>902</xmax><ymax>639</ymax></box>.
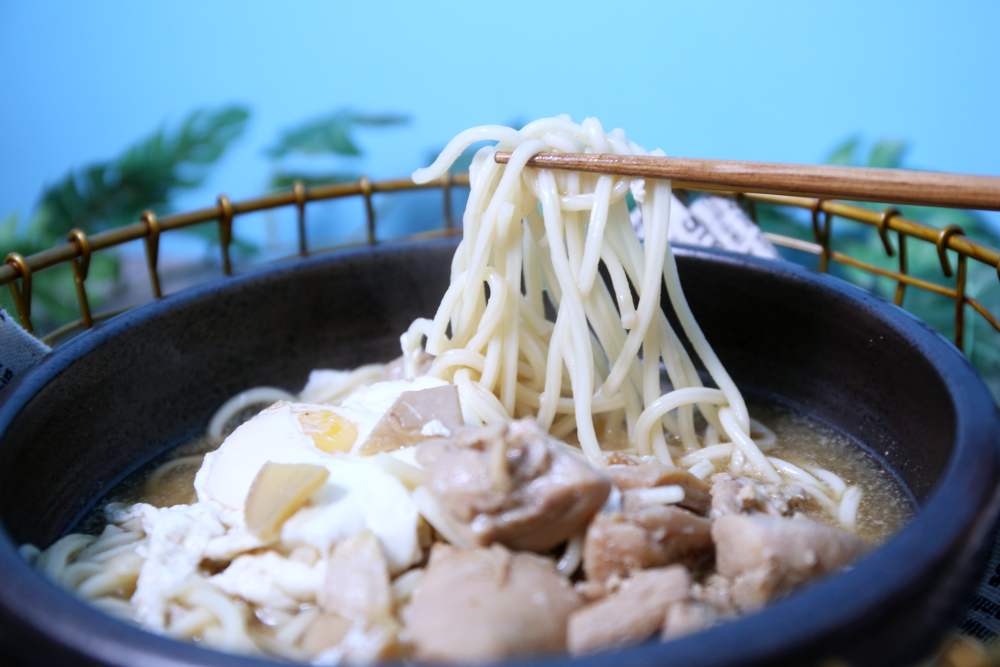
<box><xmin>407</xmin><ymin>116</ymin><xmax>769</xmax><ymax>472</ymax></box>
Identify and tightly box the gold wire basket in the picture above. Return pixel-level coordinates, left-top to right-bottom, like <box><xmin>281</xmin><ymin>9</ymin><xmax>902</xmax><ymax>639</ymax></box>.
<box><xmin>2</xmin><ymin>172</ymin><xmax>998</xmax><ymax>358</ymax></box>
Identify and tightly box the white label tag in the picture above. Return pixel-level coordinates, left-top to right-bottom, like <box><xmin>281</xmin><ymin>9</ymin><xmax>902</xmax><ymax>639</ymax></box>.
<box><xmin>687</xmin><ymin>197</ymin><xmax>778</xmax><ymax>259</ymax></box>
<box><xmin>0</xmin><ymin>308</ymin><xmax>50</xmax><ymax>395</ymax></box>
<box><xmin>631</xmin><ymin>194</ymin><xmax>778</xmax><ymax>260</ymax></box>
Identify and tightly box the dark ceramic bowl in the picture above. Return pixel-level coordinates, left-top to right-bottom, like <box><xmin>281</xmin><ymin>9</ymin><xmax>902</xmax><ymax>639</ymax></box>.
<box><xmin>0</xmin><ymin>239</ymin><xmax>997</xmax><ymax>667</ymax></box>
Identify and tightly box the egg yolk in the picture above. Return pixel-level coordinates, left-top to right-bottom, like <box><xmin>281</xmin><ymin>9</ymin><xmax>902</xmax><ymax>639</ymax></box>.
<box><xmin>297</xmin><ymin>410</ymin><xmax>358</xmax><ymax>453</ymax></box>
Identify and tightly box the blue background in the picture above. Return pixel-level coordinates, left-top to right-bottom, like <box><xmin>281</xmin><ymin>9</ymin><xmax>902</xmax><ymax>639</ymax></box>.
<box><xmin>2</xmin><ymin>0</ymin><xmax>998</xmax><ymax>222</ymax></box>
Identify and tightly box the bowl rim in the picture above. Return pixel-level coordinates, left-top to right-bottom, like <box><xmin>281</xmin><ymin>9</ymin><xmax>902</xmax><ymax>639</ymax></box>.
<box><xmin>0</xmin><ymin>239</ymin><xmax>998</xmax><ymax>667</ymax></box>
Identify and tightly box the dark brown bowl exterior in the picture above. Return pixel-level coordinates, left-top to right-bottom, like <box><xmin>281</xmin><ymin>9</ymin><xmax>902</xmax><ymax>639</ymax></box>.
<box><xmin>0</xmin><ymin>239</ymin><xmax>997</xmax><ymax>667</ymax></box>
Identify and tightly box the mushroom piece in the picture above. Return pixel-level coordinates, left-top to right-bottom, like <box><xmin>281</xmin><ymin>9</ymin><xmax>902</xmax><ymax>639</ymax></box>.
<box><xmin>361</xmin><ymin>385</ymin><xmax>463</xmax><ymax>454</ymax></box>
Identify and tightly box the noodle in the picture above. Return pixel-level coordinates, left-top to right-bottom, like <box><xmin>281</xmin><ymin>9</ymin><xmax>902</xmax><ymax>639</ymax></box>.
<box><xmin>626</xmin><ymin>485</ymin><xmax>686</xmax><ymax>507</ymax></box>
<box><xmin>143</xmin><ymin>454</ymin><xmax>204</xmax><ymax>498</ymax></box>
<box><xmin>299</xmin><ymin>364</ymin><xmax>386</xmax><ymax>404</ymax></box>
<box><xmin>406</xmin><ymin>116</ymin><xmax>800</xmax><ymax>489</ymax></box>
<box><xmin>687</xmin><ymin>459</ymin><xmax>716</xmax><ymax>480</ymax></box>
<box><xmin>208</xmin><ymin>387</ymin><xmax>295</xmax><ymax>443</ymax></box>
<box><xmin>556</xmin><ymin>536</ymin><xmax>583</xmax><ymax>577</ymax></box>
<box><xmin>839</xmin><ymin>486</ymin><xmax>863</xmax><ymax>530</ymax></box>
<box><xmin>411</xmin><ymin>487</ymin><xmax>473</xmax><ymax>549</ymax></box>
<box><xmin>809</xmin><ymin>466</ymin><xmax>848</xmax><ymax>496</ymax></box>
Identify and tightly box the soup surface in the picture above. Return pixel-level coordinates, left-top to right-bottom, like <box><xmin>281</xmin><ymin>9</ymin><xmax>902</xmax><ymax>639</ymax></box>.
<box><xmin>94</xmin><ymin>399</ymin><xmax>911</xmax><ymax>545</ymax></box>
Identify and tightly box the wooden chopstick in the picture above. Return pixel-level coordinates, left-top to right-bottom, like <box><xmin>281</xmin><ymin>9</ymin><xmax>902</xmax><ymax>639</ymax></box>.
<box><xmin>493</xmin><ymin>151</ymin><xmax>1000</xmax><ymax>211</ymax></box>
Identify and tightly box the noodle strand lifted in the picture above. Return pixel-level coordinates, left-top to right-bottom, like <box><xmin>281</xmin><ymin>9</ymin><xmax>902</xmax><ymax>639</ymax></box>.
<box><xmin>408</xmin><ymin>115</ymin><xmax>766</xmax><ymax>475</ymax></box>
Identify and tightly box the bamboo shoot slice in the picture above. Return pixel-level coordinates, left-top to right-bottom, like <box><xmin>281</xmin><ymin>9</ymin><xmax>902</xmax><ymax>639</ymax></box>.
<box><xmin>245</xmin><ymin>462</ymin><xmax>329</xmax><ymax>540</ymax></box>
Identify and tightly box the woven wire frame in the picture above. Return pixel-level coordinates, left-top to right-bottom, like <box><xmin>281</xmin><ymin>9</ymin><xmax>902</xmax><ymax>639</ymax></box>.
<box><xmin>1</xmin><ymin>173</ymin><xmax>998</xmax><ymax>352</ymax></box>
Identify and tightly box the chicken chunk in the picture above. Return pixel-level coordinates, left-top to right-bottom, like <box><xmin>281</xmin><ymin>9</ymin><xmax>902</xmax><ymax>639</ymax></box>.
<box><xmin>568</xmin><ymin>566</ymin><xmax>691</xmax><ymax>655</ymax></box>
<box><xmin>320</xmin><ymin>531</ymin><xmax>392</xmax><ymax>622</ymax></box>
<box><xmin>661</xmin><ymin>600</ymin><xmax>720</xmax><ymax>640</ymax></box>
<box><xmin>301</xmin><ymin>613</ymin><xmax>351</xmax><ymax>656</ymax></box>
<box><xmin>709</xmin><ymin>473</ymin><xmax>809</xmax><ymax>519</ymax></box>
<box><xmin>690</xmin><ymin>573</ymin><xmax>737</xmax><ymax>615</ymax></box>
<box><xmin>313</xmin><ymin>533</ymin><xmax>400</xmax><ymax>661</ymax></box>
<box><xmin>583</xmin><ymin>505</ymin><xmax>713</xmax><ymax>585</ymax></box>
<box><xmin>362</xmin><ymin>385</ymin><xmax>463</xmax><ymax>454</ymax></box>
<box><xmin>301</xmin><ymin>612</ymin><xmax>398</xmax><ymax>664</ymax></box>
<box><xmin>417</xmin><ymin>420</ymin><xmax>611</xmax><ymax>552</ymax></box>
<box><xmin>606</xmin><ymin>455</ymin><xmax>711</xmax><ymax>515</ymax></box>
<box><xmin>403</xmin><ymin>544</ymin><xmax>581</xmax><ymax>662</ymax></box>
<box><xmin>712</xmin><ymin>514</ymin><xmax>867</xmax><ymax>611</ymax></box>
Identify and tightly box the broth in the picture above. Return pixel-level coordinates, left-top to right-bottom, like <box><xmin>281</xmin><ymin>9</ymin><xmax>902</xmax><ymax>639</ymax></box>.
<box><xmin>753</xmin><ymin>403</ymin><xmax>911</xmax><ymax>543</ymax></box>
<box><xmin>85</xmin><ymin>399</ymin><xmax>912</xmax><ymax>545</ymax></box>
